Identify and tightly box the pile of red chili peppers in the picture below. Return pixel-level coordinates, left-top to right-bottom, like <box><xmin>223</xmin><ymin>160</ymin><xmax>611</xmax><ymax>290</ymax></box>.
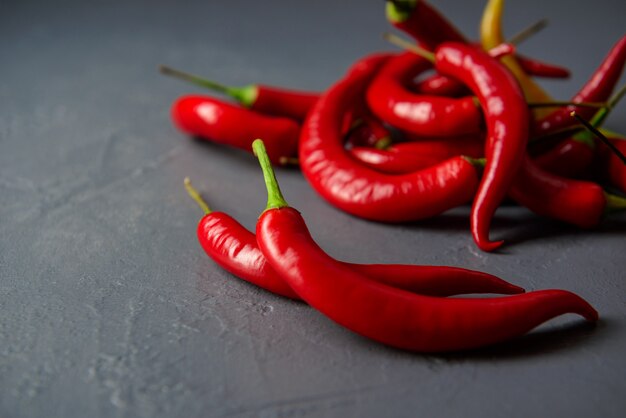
<box><xmin>164</xmin><ymin>1</ymin><xmax>626</xmax><ymax>352</ymax></box>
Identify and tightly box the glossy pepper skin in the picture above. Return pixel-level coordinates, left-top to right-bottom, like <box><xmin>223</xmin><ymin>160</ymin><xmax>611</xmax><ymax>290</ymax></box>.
<box><xmin>196</xmin><ymin>211</ymin><xmax>524</xmax><ymax>300</ymax></box>
<box><xmin>434</xmin><ymin>42</ymin><xmax>530</xmax><ymax>251</ymax></box>
<box><xmin>172</xmin><ymin>95</ymin><xmax>299</xmax><ymax>165</ymax></box>
<box><xmin>367</xmin><ymin>52</ymin><xmax>483</xmax><ymax>137</ymax></box>
<box><xmin>386</xmin><ymin>0</ymin><xmax>568</xmax><ymax>98</ymax></box>
<box><xmin>257</xmin><ymin>206</ymin><xmax>598</xmax><ymax>353</ymax></box>
<box><xmin>533</xmin><ymin>35</ymin><xmax>626</xmax><ymax>137</ymax></box>
<box><xmin>252</xmin><ymin>138</ymin><xmax>595</xmax><ymax>352</ymax></box>
<box><xmin>349</xmin><ymin>135</ymin><xmax>484</xmax><ymax>175</ymax></box>
<box><xmin>509</xmin><ymin>156</ymin><xmax>610</xmax><ymax>228</ymax></box>
<box><xmin>299</xmin><ymin>53</ymin><xmax>480</xmax><ymax>222</ymax></box>
<box><xmin>415</xmin><ymin>72</ymin><xmax>471</xmax><ymax>97</ymax></box>
<box><xmin>386</xmin><ymin>0</ymin><xmax>466</xmax><ymax>50</ymax></box>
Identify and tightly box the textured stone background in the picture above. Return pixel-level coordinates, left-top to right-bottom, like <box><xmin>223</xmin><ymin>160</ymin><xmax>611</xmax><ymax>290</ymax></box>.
<box><xmin>1</xmin><ymin>0</ymin><xmax>625</xmax><ymax>417</ymax></box>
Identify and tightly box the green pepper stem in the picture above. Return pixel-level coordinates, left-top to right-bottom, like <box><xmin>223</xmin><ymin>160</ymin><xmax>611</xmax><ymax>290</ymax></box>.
<box><xmin>184</xmin><ymin>177</ymin><xmax>211</xmax><ymax>214</ymax></box>
<box><xmin>605</xmin><ymin>192</ymin><xmax>626</xmax><ymax>212</ymax></box>
<box><xmin>463</xmin><ymin>156</ymin><xmax>487</xmax><ymax>168</ymax></box>
<box><xmin>252</xmin><ymin>139</ymin><xmax>289</xmax><ymax>210</ymax></box>
<box><xmin>158</xmin><ymin>65</ymin><xmax>258</xmax><ymax>107</ymax></box>
<box><xmin>507</xmin><ymin>18</ymin><xmax>548</xmax><ymax>46</ymax></box>
<box><xmin>572</xmin><ymin>112</ymin><xmax>626</xmax><ymax>165</ymax></box>
<box><xmin>383</xmin><ymin>32</ymin><xmax>436</xmax><ymax>63</ymax></box>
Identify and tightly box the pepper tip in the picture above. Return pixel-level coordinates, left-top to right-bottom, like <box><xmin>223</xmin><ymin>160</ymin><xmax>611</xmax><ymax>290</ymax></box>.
<box><xmin>477</xmin><ymin>239</ymin><xmax>505</xmax><ymax>252</ymax></box>
<box><xmin>508</xmin><ymin>284</ymin><xmax>526</xmax><ymax>294</ymax></box>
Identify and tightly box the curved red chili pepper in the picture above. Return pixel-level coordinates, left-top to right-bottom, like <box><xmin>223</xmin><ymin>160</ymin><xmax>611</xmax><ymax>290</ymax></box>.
<box><xmin>171</xmin><ymin>95</ymin><xmax>300</xmax><ymax>165</ymax></box>
<box><xmin>533</xmin><ymin>35</ymin><xmax>626</xmax><ymax>137</ymax></box>
<box><xmin>433</xmin><ymin>42</ymin><xmax>530</xmax><ymax>251</ymax></box>
<box><xmin>367</xmin><ymin>40</ymin><xmax>517</xmax><ymax>140</ymax></box>
<box><xmin>253</xmin><ymin>141</ymin><xmax>597</xmax><ymax>352</ymax></box>
<box><xmin>349</xmin><ymin>135</ymin><xmax>484</xmax><ymax>175</ymax></box>
<box><xmin>195</xmin><ymin>211</ymin><xmax>524</xmax><ymax>300</ymax></box>
<box><xmin>509</xmin><ymin>156</ymin><xmax>609</xmax><ymax>228</ymax></box>
<box><xmin>299</xmin><ymin>53</ymin><xmax>480</xmax><ymax>222</ymax></box>
<box><xmin>258</xmin><ymin>206</ymin><xmax>597</xmax><ymax>352</ymax></box>
<box><xmin>367</xmin><ymin>52</ymin><xmax>483</xmax><ymax>137</ymax></box>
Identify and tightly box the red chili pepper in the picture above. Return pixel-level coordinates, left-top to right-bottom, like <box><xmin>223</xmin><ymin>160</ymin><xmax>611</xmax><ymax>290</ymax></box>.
<box><xmin>160</xmin><ymin>65</ymin><xmax>318</xmax><ymax>122</ymax></box>
<box><xmin>386</xmin><ymin>0</ymin><xmax>466</xmax><ymax>49</ymax></box>
<box><xmin>509</xmin><ymin>155</ymin><xmax>626</xmax><ymax>228</ymax></box>
<box><xmin>517</xmin><ymin>54</ymin><xmax>571</xmax><ymax>79</ymax></box>
<box><xmin>533</xmin><ymin>35</ymin><xmax>626</xmax><ymax>137</ymax></box>
<box><xmin>387</xmin><ymin>0</ymin><xmax>571</xmax><ymax>92</ymax></box>
<box><xmin>429</xmin><ymin>42</ymin><xmax>529</xmax><ymax>251</ymax></box>
<box><xmin>385</xmin><ymin>0</ymin><xmax>476</xmax><ymax>100</ymax></box>
<box><xmin>349</xmin><ymin>135</ymin><xmax>484</xmax><ymax>175</ymax></box>
<box><xmin>299</xmin><ymin>53</ymin><xmax>481</xmax><ymax>222</ymax></box>
<box><xmin>366</xmin><ymin>52</ymin><xmax>484</xmax><ymax>137</ymax></box>
<box><xmin>184</xmin><ymin>178</ymin><xmax>524</xmax><ymax>300</ymax></box>
<box><xmin>253</xmin><ymin>139</ymin><xmax>597</xmax><ymax>352</ymax></box>
<box><xmin>534</xmin><ymin>85</ymin><xmax>626</xmax><ymax>178</ymax></box>
<box><xmin>171</xmin><ymin>95</ymin><xmax>299</xmax><ymax>165</ymax></box>
<box><xmin>368</xmin><ymin>39</ymin><xmax>521</xmax><ymax>139</ymax></box>
<box><xmin>414</xmin><ymin>72</ymin><xmax>471</xmax><ymax>97</ymax></box>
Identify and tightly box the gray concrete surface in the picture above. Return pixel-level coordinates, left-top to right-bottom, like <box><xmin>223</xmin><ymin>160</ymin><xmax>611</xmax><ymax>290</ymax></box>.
<box><xmin>1</xmin><ymin>0</ymin><xmax>626</xmax><ymax>417</ymax></box>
